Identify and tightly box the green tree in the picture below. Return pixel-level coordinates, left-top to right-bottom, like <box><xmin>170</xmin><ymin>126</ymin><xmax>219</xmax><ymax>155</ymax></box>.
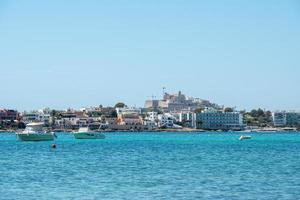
<box><xmin>194</xmin><ymin>108</ymin><xmax>204</xmax><ymax>113</ymax></box>
<box><xmin>111</xmin><ymin>110</ymin><xmax>118</xmax><ymax>118</ymax></box>
<box><xmin>114</xmin><ymin>102</ymin><xmax>126</xmax><ymax>108</ymax></box>
<box><xmin>224</xmin><ymin>107</ymin><xmax>234</xmax><ymax>112</ymax></box>
<box><xmin>245</xmin><ymin>108</ymin><xmax>273</xmax><ymax>127</ymax></box>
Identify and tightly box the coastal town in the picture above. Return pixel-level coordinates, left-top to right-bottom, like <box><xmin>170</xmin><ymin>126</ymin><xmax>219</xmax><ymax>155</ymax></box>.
<box><xmin>1</xmin><ymin>91</ymin><xmax>300</xmax><ymax>132</ymax></box>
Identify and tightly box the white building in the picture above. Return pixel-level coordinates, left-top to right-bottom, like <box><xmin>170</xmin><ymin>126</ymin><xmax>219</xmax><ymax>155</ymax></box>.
<box><xmin>37</xmin><ymin>108</ymin><xmax>51</xmax><ymax>125</ymax></box>
<box><xmin>272</xmin><ymin>111</ymin><xmax>300</xmax><ymax>127</ymax></box>
<box><xmin>22</xmin><ymin>112</ymin><xmax>39</xmax><ymax>124</ymax></box>
<box><xmin>146</xmin><ymin>112</ymin><xmax>158</xmax><ymax>122</ymax></box>
<box><xmin>157</xmin><ymin>114</ymin><xmax>174</xmax><ymax>128</ymax></box>
<box><xmin>272</xmin><ymin>112</ymin><xmax>287</xmax><ymax>127</ymax></box>
<box><xmin>144</xmin><ymin>120</ymin><xmax>157</xmax><ymax>130</ymax></box>
<box><xmin>195</xmin><ymin>109</ymin><xmax>244</xmax><ymax>130</ymax></box>
<box><xmin>22</xmin><ymin>108</ymin><xmax>52</xmax><ymax>125</ymax></box>
<box><xmin>116</xmin><ymin>107</ymin><xmax>142</xmax><ymax>116</ymax></box>
<box><xmin>179</xmin><ymin>111</ymin><xmax>196</xmax><ymax>128</ymax></box>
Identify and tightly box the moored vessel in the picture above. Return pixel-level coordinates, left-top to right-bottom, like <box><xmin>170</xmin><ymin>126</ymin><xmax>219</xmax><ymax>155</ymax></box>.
<box><xmin>16</xmin><ymin>122</ymin><xmax>55</xmax><ymax>141</ymax></box>
<box><xmin>239</xmin><ymin>135</ymin><xmax>252</xmax><ymax>141</ymax></box>
<box><xmin>73</xmin><ymin>127</ymin><xmax>105</xmax><ymax>139</ymax></box>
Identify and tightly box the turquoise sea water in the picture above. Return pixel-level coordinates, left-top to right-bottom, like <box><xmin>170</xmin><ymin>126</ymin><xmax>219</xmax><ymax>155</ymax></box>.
<box><xmin>0</xmin><ymin>132</ymin><xmax>300</xmax><ymax>200</ymax></box>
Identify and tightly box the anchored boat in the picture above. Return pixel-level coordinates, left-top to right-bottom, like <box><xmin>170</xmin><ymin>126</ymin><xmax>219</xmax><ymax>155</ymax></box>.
<box><xmin>73</xmin><ymin>127</ymin><xmax>105</xmax><ymax>139</ymax></box>
<box><xmin>16</xmin><ymin>122</ymin><xmax>56</xmax><ymax>141</ymax></box>
<box><xmin>239</xmin><ymin>135</ymin><xmax>252</xmax><ymax>141</ymax></box>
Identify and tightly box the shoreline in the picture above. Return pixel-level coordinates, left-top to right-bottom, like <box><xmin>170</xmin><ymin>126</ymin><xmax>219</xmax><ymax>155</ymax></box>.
<box><xmin>1</xmin><ymin>129</ymin><xmax>300</xmax><ymax>134</ymax></box>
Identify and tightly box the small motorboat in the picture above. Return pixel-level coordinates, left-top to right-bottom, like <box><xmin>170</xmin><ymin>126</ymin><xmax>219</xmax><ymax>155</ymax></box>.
<box><xmin>73</xmin><ymin>127</ymin><xmax>105</xmax><ymax>139</ymax></box>
<box><xmin>239</xmin><ymin>135</ymin><xmax>252</xmax><ymax>141</ymax></box>
<box><xmin>16</xmin><ymin>122</ymin><xmax>56</xmax><ymax>141</ymax></box>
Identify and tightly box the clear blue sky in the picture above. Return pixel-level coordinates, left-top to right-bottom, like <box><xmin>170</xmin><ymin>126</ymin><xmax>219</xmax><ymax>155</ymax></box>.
<box><xmin>0</xmin><ymin>0</ymin><xmax>300</xmax><ymax>111</ymax></box>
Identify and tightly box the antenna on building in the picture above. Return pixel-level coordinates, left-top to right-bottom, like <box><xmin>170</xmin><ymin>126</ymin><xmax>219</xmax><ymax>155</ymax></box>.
<box><xmin>162</xmin><ymin>87</ymin><xmax>166</xmax><ymax>95</ymax></box>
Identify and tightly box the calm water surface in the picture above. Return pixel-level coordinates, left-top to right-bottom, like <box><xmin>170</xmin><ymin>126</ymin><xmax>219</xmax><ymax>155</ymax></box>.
<box><xmin>0</xmin><ymin>132</ymin><xmax>300</xmax><ymax>200</ymax></box>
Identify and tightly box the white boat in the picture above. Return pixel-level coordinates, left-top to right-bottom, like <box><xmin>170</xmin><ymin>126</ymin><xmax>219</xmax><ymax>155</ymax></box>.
<box><xmin>16</xmin><ymin>122</ymin><xmax>55</xmax><ymax>141</ymax></box>
<box><xmin>73</xmin><ymin>127</ymin><xmax>105</xmax><ymax>139</ymax></box>
<box><xmin>239</xmin><ymin>135</ymin><xmax>252</xmax><ymax>141</ymax></box>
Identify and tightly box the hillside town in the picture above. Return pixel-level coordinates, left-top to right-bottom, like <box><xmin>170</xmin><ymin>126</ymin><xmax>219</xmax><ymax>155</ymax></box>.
<box><xmin>1</xmin><ymin>91</ymin><xmax>300</xmax><ymax>132</ymax></box>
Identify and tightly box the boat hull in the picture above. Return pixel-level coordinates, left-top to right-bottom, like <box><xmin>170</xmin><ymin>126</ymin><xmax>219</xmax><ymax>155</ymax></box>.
<box><xmin>17</xmin><ymin>133</ymin><xmax>55</xmax><ymax>141</ymax></box>
<box><xmin>239</xmin><ymin>136</ymin><xmax>252</xmax><ymax>141</ymax></box>
<box><xmin>73</xmin><ymin>132</ymin><xmax>105</xmax><ymax>139</ymax></box>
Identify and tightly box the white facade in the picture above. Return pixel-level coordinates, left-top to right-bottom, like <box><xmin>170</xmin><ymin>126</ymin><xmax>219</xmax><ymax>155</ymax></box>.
<box><xmin>22</xmin><ymin>112</ymin><xmax>39</xmax><ymax>124</ymax></box>
<box><xmin>272</xmin><ymin>111</ymin><xmax>300</xmax><ymax>127</ymax></box>
<box><xmin>37</xmin><ymin>109</ymin><xmax>51</xmax><ymax>125</ymax></box>
<box><xmin>157</xmin><ymin>114</ymin><xmax>174</xmax><ymax>128</ymax></box>
<box><xmin>116</xmin><ymin>107</ymin><xmax>142</xmax><ymax>116</ymax></box>
<box><xmin>195</xmin><ymin>110</ymin><xmax>244</xmax><ymax>130</ymax></box>
<box><xmin>146</xmin><ymin>112</ymin><xmax>158</xmax><ymax>122</ymax></box>
<box><xmin>272</xmin><ymin>112</ymin><xmax>287</xmax><ymax>127</ymax></box>
<box><xmin>144</xmin><ymin>120</ymin><xmax>157</xmax><ymax>130</ymax></box>
<box><xmin>179</xmin><ymin>111</ymin><xmax>196</xmax><ymax>128</ymax></box>
<box><xmin>22</xmin><ymin>108</ymin><xmax>52</xmax><ymax>125</ymax></box>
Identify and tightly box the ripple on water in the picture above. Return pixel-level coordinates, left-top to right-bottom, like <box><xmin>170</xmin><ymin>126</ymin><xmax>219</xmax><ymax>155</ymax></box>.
<box><xmin>0</xmin><ymin>132</ymin><xmax>300</xmax><ymax>200</ymax></box>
